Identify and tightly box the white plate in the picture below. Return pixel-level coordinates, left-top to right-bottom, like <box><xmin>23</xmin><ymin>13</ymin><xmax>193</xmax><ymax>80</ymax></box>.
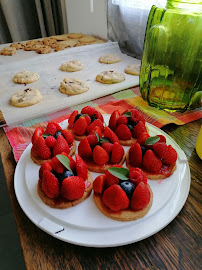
<box><xmin>14</xmin><ymin>116</ymin><xmax>190</xmax><ymax>247</ymax></box>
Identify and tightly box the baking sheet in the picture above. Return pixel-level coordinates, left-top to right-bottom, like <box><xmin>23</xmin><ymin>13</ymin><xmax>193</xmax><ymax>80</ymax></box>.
<box><xmin>0</xmin><ymin>42</ymin><xmax>140</xmax><ymax>126</ymax></box>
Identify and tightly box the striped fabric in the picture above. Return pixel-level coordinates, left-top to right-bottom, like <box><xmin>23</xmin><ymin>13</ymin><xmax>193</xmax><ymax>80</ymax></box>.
<box><xmin>4</xmin><ymin>87</ymin><xmax>202</xmax><ymax>162</ymax></box>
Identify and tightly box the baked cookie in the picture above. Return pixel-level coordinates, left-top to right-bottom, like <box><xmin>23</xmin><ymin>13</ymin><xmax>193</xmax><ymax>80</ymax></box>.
<box><xmin>91</xmin><ymin>39</ymin><xmax>106</xmax><ymax>44</ymax></box>
<box><xmin>10</xmin><ymin>42</ymin><xmax>25</xmax><ymax>50</ymax></box>
<box><xmin>10</xmin><ymin>88</ymin><xmax>42</xmax><ymax>107</ymax></box>
<box><xmin>58</xmin><ymin>39</ymin><xmax>78</xmax><ymax>47</ymax></box>
<box><xmin>36</xmin><ymin>45</ymin><xmax>51</xmax><ymax>54</ymax></box>
<box><xmin>37</xmin><ymin>153</ymin><xmax>93</xmax><ymax>209</ymax></box>
<box><xmin>0</xmin><ymin>47</ymin><xmax>16</xmax><ymax>56</ymax></box>
<box><xmin>13</xmin><ymin>70</ymin><xmax>40</xmax><ymax>84</ymax></box>
<box><xmin>26</xmin><ymin>40</ymin><xmax>43</xmax><ymax>46</ymax></box>
<box><xmin>68</xmin><ymin>33</ymin><xmax>84</xmax><ymax>39</ymax></box>
<box><xmin>79</xmin><ymin>35</ymin><xmax>96</xmax><ymax>43</ymax></box>
<box><xmin>76</xmin><ymin>42</ymin><xmax>89</xmax><ymax>47</ymax></box>
<box><xmin>60</xmin><ymin>60</ymin><xmax>84</xmax><ymax>72</ymax></box>
<box><xmin>125</xmin><ymin>64</ymin><xmax>141</xmax><ymax>75</ymax></box>
<box><xmin>54</xmin><ymin>44</ymin><xmax>70</xmax><ymax>52</ymax></box>
<box><xmin>43</xmin><ymin>37</ymin><xmax>58</xmax><ymax>48</ymax></box>
<box><xmin>51</xmin><ymin>34</ymin><xmax>69</xmax><ymax>41</ymax></box>
<box><xmin>31</xmin><ymin>122</ymin><xmax>76</xmax><ymax>165</ymax></box>
<box><xmin>93</xmin><ymin>167</ymin><xmax>152</xmax><ymax>221</ymax></box>
<box><xmin>24</xmin><ymin>44</ymin><xmax>43</xmax><ymax>51</ymax></box>
<box><xmin>59</xmin><ymin>78</ymin><xmax>89</xmax><ymax>95</ymax></box>
<box><xmin>96</xmin><ymin>71</ymin><xmax>125</xmax><ymax>84</ymax></box>
<box><xmin>99</xmin><ymin>54</ymin><xmax>121</xmax><ymax>64</ymax></box>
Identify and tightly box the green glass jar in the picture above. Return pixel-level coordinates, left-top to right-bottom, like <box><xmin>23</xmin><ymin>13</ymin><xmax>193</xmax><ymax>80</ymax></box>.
<box><xmin>139</xmin><ymin>0</ymin><xmax>202</xmax><ymax>112</ymax></box>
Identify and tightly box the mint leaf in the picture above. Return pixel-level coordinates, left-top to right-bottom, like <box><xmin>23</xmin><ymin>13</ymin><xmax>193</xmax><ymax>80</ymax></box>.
<box><xmin>56</xmin><ymin>154</ymin><xmax>72</xmax><ymax>171</ymax></box>
<box><xmin>108</xmin><ymin>167</ymin><xmax>129</xmax><ymax>180</ymax></box>
<box><xmin>100</xmin><ymin>137</ymin><xmax>110</xmax><ymax>144</ymax></box>
<box><xmin>93</xmin><ymin>131</ymin><xmax>100</xmax><ymax>143</ymax></box>
<box><xmin>42</xmin><ymin>133</ymin><xmax>52</xmax><ymax>138</ymax></box>
<box><xmin>145</xmin><ymin>136</ymin><xmax>160</xmax><ymax>145</ymax></box>
<box><xmin>123</xmin><ymin>111</ymin><xmax>132</xmax><ymax>117</ymax></box>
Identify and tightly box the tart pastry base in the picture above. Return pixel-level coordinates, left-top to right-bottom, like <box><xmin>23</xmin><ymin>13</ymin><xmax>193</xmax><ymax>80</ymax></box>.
<box><xmin>37</xmin><ymin>171</ymin><xmax>93</xmax><ymax>209</ymax></box>
<box><xmin>93</xmin><ymin>184</ymin><xmax>153</xmax><ymax>221</ymax></box>
<box><xmin>126</xmin><ymin>150</ymin><xmax>177</xmax><ymax>180</ymax></box>
<box><xmin>31</xmin><ymin>140</ymin><xmax>76</xmax><ymax>165</ymax></box>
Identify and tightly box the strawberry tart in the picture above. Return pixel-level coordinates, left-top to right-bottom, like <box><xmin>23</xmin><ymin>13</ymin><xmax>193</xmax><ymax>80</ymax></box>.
<box><xmin>31</xmin><ymin>122</ymin><xmax>76</xmax><ymax>165</ymax></box>
<box><xmin>126</xmin><ymin>136</ymin><xmax>177</xmax><ymax>180</ymax></box>
<box><xmin>37</xmin><ymin>153</ymin><xmax>93</xmax><ymax>208</ymax></box>
<box><xmin>78</xmin><ymin>127</ymin><xmax>125</xmax><ymax>173</ymax></box>
<box><xmin>67</xmin><ymin>106</ymin><xmax>105</xmax><ymax>140</ymax></box>
<box><xmin>108</xmin><ymin>109</ymin><xmax>149</xmax><ymax>146</ymax></box>
<box><xmin>93</xmin><ymin>166</ymin><xmax>153</xmax><ymax>221</ymax></box>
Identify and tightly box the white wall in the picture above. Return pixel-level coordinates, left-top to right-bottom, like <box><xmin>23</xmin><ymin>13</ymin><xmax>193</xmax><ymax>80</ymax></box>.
<box><xmin>65</xmin><ymin>0</ymin><xmax>108</xmax><ymax>39</ymax></box>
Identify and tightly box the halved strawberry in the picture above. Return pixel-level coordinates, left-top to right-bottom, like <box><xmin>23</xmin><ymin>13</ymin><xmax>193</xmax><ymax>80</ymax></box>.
<box><xmin>84</xmin><ymin>115</ymin><xmax>91</xmax><ymax>125</ymax></box>
<box><xmin>87</xmin><ymin>134</ymin><xmax>98</xmax><ymax>148</ymax></box>
<box><xmin>103</xmin><ymin>127</ymin><xmax>120</xmax><ymax>144</ymax></box>
<box><xmin>87</xmin><ymin>119</ymin><xmax>104</xmax><ymax>134</ymax></box>
<box><xmin>130</xmin><ymin>182</ymin><xmax>150</xmax><ymax>210</ymax></box>
<box><xmin>32</xmin><ymin>126</ymin><xmax>44</xmax><ymax>144</ymax></box>
<box><xmin>137</xmin><ymin>132</ymin><xmax>150</xmax><ymax>145</ymax></box>
<box><xmin>153</xmin><ymin>142</ymin><xmax>168</xmax><ymax>160</ymax></box>
<box><xmin>110</xmin><ymin>142</ymin><xmax>124</xmax><ymax>164</ymax></box>
<box><xmin>142</xmin><ymin>149</ymin><xmax>162</xmax><ymax>173</ymax></box>
<box><xmin>81</xmin><ymin>106</ymin><xmax>97</xmax><ymax>116</ymax></box>
<box><xmin>75</xmin><ymin>154</ymin><xmax>88</xmax><ymax>180</ymax></box>
<box><xmin>93</xmin><ymin>175</ymin><xmax>106</xmax><ymax>194</ymax></box>
<box><xmin>163</xmin><ymin>145</ymin><xmax>177</xmax><ymax>165</ymax></box>
<box><xmin>61</xmin><ymin>129</ymin><xmax>74</xmax><ymax>144</ymax></box>
<box><xmin>101</xmin><ymin>142</ymin><xmax>113</xmax><ymax>154</ymax></box>
<box><xmin>78</xmin><ymin>137</ymin><xmax>92</xmax><ymax>159</ymax></box>
<box><xmin>45</xmin><ymin>135</ymin><xmax>56</xmax><ymax>148</ymax></box>
<box><xmin>129</xmin><ymin>168</ymin><xmax>147</xmax><ymax>185</ymax></box>
<box><xmin>117</xmin><ymin>115</ymin><xmax>128</xmax><ymax>126</ymax></box>
<box><xmin>102</xmin><ymin>185</ymin><xmax>129</xmax><ymax>211</ymax></box>
<box><xmin>68</xmin><ymin>110</ymin><xmax>78</xmax><ymax>128</ymax></box>
<box><xmin>132</xmin><ymin>121</ymin><xmax>147</xmax><ymax>139</ymax></box>
<box><xmin>129</xmin><ymin>142</ymin><xmax>142</xmax><ymax>167</ymax></box>
<box><xmin>52</xmin><ymin>134</ymin><xmax>70</xmax><ymax>156</ymax></box>
<box><xmin>108</xmin><ymin>110</ymin><xmax>120</xmax><ymax>131</ymax></box>
<box><xmin>115</xmin><ymin>124</ymin><xmax>131</xmax><ymax>140</ymax></box>
<box><xmin>93</xmin><ymin>145</ymin><xmax>109</xmax><ymax>165</ymax></box>
<box><xmin>95</xmin><ymin>110</ymin><xmax>104</xmax><ymax>122</ymax></box>
<box><xmin>42</xmin><ymin>170</ymin><xmax>60</xmax><ymax>198</ymax></box>
<box><xmin>89</xmin><ymin>126</ymin><xmax>102</xmax><ymax>138</ymax></box>
<box><xmin>61</xmin><ymin>176</ymin><xmax>85</xmax><ymax>201</ymax></box>
<box><xmin>73</xmin><ymin>117</ymin><xmax>88</xmax><ymax>135</ymax></box>
<box><xmin>39</xmin><ymin>160</ymin><xmax>52</xmax><ymax>180</ymax></box>
<box><xmin>32</xmin><ymin>136</ymin><xmax>51</xmax><ymax>160</ymax></box>
<box><xmin>51</xmin><ymin>155</ymin><xmax>65</xmax><ymax>174</ymax></box>
<box><xmin>105</xmin><ymin>167</ymin><xmax>120</xmax><ymax>187</ymax></box>
<box><xmin>45</xmin><ymin>122</ymin><xmax>57</xmax><ymax>136</ymax></box>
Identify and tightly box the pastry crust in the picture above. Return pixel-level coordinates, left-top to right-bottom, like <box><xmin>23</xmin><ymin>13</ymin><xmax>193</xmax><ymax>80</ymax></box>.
<box><xmin>37</xmin><ymin>171</ymin><xmax>93</xmax><ymax>209</ymax></box>
<box><xmin>83</xmin><ymin>153</ymin><xmax>126</xmax><ymax>174</ymax></box>
<box><xmin>67</xmin><ymin>127</ymin><xmax>87</xmax><ymax>141</ymax></box>
<box><xmin>93</xmin><ymin>184</ymin><xmax>153</xmax><ymax>221</ymax></box>
<box><xmin>126</xmin><ymin>150</ymin><xmax>177</xmax><ymax>180</ymax></box>
<box><xmin>31</xmin><ymin>140</ymin><xmax>76</xmax><ymax>165</ymax></box>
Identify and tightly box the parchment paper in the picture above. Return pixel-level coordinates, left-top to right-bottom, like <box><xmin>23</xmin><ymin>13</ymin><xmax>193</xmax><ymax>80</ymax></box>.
<box><xmin>0</xmin><ymin>42</ymin><xmax>140</xmax><ymax>126</ymax></box>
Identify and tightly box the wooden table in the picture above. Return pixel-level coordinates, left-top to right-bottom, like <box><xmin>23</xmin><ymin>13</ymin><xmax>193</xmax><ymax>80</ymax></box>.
<box><xmin>0</xmin><ymin>119</ymin><xmax>201</xmax><ymax>270</ymax></box>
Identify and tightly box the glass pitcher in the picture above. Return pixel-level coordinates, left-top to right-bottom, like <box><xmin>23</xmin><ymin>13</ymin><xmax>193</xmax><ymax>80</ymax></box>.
<box><xmin>139</xmin><ymin>0</ymin><xmax>202</xmax><ymax>112</ymax></box>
